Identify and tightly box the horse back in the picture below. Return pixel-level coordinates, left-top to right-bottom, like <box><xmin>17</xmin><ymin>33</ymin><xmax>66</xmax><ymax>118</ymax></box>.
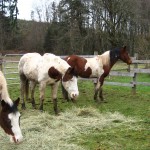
<box><xmin>18</xmin><ymin>53</ymin><xmax>42</xmax><ymax>81</ymax></box>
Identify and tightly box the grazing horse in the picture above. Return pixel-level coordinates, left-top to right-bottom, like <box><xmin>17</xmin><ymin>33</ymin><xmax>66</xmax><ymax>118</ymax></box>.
<box><xmin>18</xmin><ymin>53</ymin><xmax>79</xmax><ymax>114</ymax></box>
<box><xmin>62</xmin><ymin>46</ymin><xmax>132</xmax><ymax>102</ymax></box>
<box><xmin>0</xmin><ymin>71</ymin><xmax>23</xmax><ymax>143</ymax></box>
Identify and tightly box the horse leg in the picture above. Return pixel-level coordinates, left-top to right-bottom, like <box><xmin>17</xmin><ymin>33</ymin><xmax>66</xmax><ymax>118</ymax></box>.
<box><xmin>39</xmin><ymin>82</ymin><xmax>46</xmax><ymax>111</ymax></box>
<box><xmin>30</xmin><ymin>81</ymin><xmax>36</xmax><ymax>109</ymax></box>
<box><xmin>20</xmin><ymin>74</ymin><xmax>26</xmax><ymax>109</ymax></box>
<box><xmin>94</xmin><ymin>83</ymin><xmax>98</xmax><ymax>101</ymax></box>
<box><xmin>61</xmin><ymin>82</ymin><xmax>69</xmax><ymax>102</ymax></box>
<box><xmin>94</xmin><ymin>81</ymin><xmax>101</xmax><ymax>103</ymax></box>
<box><xmin>98</xmin><ymin>77</ymin><xmax>105</xmax><ymax>102</ymax></box>
<box><xmin>99</xmin><ymin>86</ymin><xmax>104</xmax><ymax>101</ymax></box>
<box><xmin>51</xmin><ymin>82</ymin><xmax>59</xmax><ymax>115</ymax></box>
<box><xmin>25</xmin><ymin>79</ymin><xmax>29</xmax><ymax>101</ymax></box>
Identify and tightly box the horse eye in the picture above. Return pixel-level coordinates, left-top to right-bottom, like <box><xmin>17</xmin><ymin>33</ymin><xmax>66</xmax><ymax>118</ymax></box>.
<box><xmin>7</xmin><ymin>119</ymin><xmax>11</xmax><ymax>124</ymax></box>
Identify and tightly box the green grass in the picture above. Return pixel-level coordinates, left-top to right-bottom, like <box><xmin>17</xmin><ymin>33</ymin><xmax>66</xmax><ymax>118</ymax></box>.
<box><xmin>2</xmin><ymin>73</ymin><xmax>149</xmax><ymax>150</ymax></box>
<box><xmin>0</xmin><ymin>60</ymin><xmax>150</xmax><ymax>150</ymax></box>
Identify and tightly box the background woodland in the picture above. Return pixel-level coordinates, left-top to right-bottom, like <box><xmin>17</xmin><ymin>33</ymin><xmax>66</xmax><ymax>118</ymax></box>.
<box><xmin>0</xmin><ymin>0</ymin><xmax>150</xmax><ymax>59</ymax></box>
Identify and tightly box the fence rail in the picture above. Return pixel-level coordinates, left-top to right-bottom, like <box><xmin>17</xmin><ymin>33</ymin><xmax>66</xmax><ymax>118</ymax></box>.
<box><xmin>0</xmin><ymin>54</ymin><xmax>149</xmax><ymax>94</ymax></box>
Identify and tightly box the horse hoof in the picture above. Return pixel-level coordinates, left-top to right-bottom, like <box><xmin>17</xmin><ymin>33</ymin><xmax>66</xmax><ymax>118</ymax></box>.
<box><xmin>39</xmin><ymin>106</ymin><xmax>43</xmax><ymax>112</ymax></box>
<box><xmin>55</xmin><ymin>112</ymin><xmax>60</xmax><ymax>116</ymax></box>
<box><xmin>94</xmin><ymin>96</ymin><xmax>97</xmax><ymax>101</ymax></box>
<box><xmin>97</xmin><ymin>100</ymin><xmax>102</xmax><ymax>104</ymax></box>
<box><xmin>39</xmin><ymin>109</ymin><xmax>43</xmax><ymax>112</ymax></box>
<box><xmin>61</xmin><ymin>99</ymin><xmax>67</xmax><ymax>103</ymax></box>
<box><xmin>27</xmin><ymin>98</ymin><xmax>31</xmax><ymax>102</ymax></box>
<box><xmin>32</xmin><ymin>103</ymin><xmax>36</xmax><ymax>109</ymax></box>
<box><xmin>93</xmin><ymin>97</ymin><xmax>101</xmax><ymax>103</ymax></box>
<box><xmin>32</xmin><ymin>105</ymin><xmax>36</xmax><ymax>109</ymax></box>
<box><xmin>21</xmin><ymin>104</ymin><xmax>26</xmax><ymax>110</ymax></box>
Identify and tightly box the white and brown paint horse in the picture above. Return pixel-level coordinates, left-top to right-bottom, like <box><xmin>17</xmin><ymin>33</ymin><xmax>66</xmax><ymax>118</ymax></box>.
<box><xmin>18</xmin><ymin>53</ymin><xmax>79</xmax><ymax>114</ymax></box>
<box><xmin>0</xmin><ymin>71</ymin><xmax>23</xmax><ymax>143</ymax></box>
<box><xmin>62</xmin><ymin>46</ymin><xmax>132</xmax><ymax>102</ymax></box>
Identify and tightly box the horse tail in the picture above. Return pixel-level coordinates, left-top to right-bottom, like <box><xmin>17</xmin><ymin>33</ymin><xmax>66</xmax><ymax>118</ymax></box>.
<box><xmin>25</xmin><ymin>79</ymin><xmax>29</xmax><ymax>101</ymax></box>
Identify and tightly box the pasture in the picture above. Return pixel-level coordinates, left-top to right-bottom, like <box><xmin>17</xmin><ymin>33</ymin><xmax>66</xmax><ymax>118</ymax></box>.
<box><xmin>0</xmin><ymin>59</ymin><xmax>150</xmax><ymax>150</ymax></box>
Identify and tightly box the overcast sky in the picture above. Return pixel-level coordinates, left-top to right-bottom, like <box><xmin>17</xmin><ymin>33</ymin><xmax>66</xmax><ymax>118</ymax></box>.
<box><xmin>17</xmin><ymin>0</ymin><xmax>60</xmax><ymax>20</ymax></box>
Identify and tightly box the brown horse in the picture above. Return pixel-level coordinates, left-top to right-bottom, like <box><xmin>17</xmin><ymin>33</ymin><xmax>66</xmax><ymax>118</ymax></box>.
<box><xmin>62</xmin><ymin>46</ymin><xmax>132</xmax><ymax>102</ymax></box>
<box><xmin>0</xmin><ymin>71</ymin><xmax>23</xmax><ymax>143</ymax></box>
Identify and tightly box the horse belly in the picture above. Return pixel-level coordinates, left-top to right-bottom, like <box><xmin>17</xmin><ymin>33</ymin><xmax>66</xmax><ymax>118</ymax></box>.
<box><xmin>85</xmin><ymin>59</ymin><xmax>99</xmax><ymax>77</ymax></box>
<box><xmin>46</xmin><ymin>78</ymin><xmax>58</xmax><ymax>85</ymax></box>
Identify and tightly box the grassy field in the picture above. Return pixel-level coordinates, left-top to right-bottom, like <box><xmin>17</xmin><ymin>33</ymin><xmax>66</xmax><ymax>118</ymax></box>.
<box><xmin>0</xmin><ymin>72</ymin><xmax>149</xmax><ymax>150</ymax></box>
<box><xmin>0</xmin><ymin>59</ymin><xmax>150</xmax><ymax>150</ymax></box>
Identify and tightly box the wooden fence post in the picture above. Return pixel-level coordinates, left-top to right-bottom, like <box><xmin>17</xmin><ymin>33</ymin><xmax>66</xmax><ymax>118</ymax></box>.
<box><xmin>134</xmin><ymin>53</ymin><xmax>138</xmax><ymax>60</ymax></box>
<box><xmin>94</xmin><ymin>51</ymin><xmax>98</xmax><ymax>55</ymax></box>
<box><xmin>0</xmin><ymin>58</ymin><xmax>3</xmax><ymax>71</ymax></box>
<box><xmin>134</xmin><ymin>53</ymin><xmax>138</xmax><ymax>69</ymax></box>
<box><xmin>132</xmin><ymin>72</ymin><xmax>137</xmax><ymax>94</ymax></box>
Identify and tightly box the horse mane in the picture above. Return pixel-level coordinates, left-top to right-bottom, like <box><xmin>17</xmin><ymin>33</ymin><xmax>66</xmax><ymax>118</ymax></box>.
<box><xmin>0</xmin><ymin>71</ymin><xmax>13</xmax><ymax>106</ymax></box>
<box><xmin>110</xmin><ymin>48</ymin><xmax>120</xmax><ymax>62</ymax></box>
<box><xmin>97</xmin><ymin>47</ymin><xmax>122</xmax><ymax>66</ymax></box>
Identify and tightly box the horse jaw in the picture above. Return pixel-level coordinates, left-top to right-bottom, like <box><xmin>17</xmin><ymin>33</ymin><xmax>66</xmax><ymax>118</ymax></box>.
<box><xmin>62</xmin><ymin>76</ymin><xmax>79</xmax><ymax>100</ymax></box>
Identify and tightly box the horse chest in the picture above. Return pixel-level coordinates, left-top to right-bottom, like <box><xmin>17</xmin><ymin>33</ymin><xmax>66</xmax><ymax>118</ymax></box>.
<box><xmin>103</xmin><ymin>66</ymin><xmax>111</xmax><ymax>77</ymax></box>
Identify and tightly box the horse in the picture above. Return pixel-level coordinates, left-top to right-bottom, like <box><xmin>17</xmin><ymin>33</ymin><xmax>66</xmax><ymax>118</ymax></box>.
<box><xmin>0</xmin><ymin>71</ymin><xmax>23</xmax><ymax>143</ymax></box>
<box><xmin>18</xmin><ymin>53</ymin><xmax>79</xmax><ymax>115</ymax></box>
<box><xmin>62</xmin><ymin>46</ymin><xmax>132</xmax><ymax>102</ymax></box>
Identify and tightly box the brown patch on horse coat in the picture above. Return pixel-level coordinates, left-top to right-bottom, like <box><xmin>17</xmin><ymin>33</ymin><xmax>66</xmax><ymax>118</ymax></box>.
<box><xmin>0</xmin><ymin>101</ymin><xmax>14</xmax><ymax>136</ymax></box>
<box><xmin>65</xmin><ymin>55</ymin><xmax>92</xmax><ymax>78</ymax></box>
<box><xmin>0</xmin><ymin>112</ymin><xmax>14</xmax><ymax>136</ymax></box>
<box><xmin>62</xmin><ymin>67</ymin><xmax>74</xmax><ymax>82</ymax></box>
<box><xmin>48</xmin><ymin>67</ymin><xmax>62</xmax><ymax>81</ymax></box>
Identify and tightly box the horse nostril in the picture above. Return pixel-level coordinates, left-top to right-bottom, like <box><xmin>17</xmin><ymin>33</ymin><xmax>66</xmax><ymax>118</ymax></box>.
<box><xmin>72</xmin><ymin>93</ymin><xmax>78</xmax><ymax>98</ymax></box>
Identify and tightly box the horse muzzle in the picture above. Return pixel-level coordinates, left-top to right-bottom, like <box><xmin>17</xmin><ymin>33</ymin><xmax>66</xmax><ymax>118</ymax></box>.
<box><xmin>10</xmin><ymin>135</ymin><xmax>23</xmax><ymax>144</ymax></box>
<box><xmin>127</xmin><ymin>59</ymin><xmax>132</xmax><ymax>65</ymax></box>
<box><xmin>70</xmin><ymin>92</ymin><xmax>79</xmax><ymax>101</ymax></box>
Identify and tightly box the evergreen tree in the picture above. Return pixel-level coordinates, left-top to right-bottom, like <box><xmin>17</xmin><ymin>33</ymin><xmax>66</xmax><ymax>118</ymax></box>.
<box><xmin>0</xmin><ymin>0</ymin><xmax>18</xmax><ymax>50</ymax></box>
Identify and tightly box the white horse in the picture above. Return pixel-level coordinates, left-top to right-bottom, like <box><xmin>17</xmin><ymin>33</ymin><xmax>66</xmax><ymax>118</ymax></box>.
<box><xmin>0</xmin><ymin>71</ymin><xmax>23</xmax><ymax>143</ymax></box>
<box><xmin>18</xmin><ymin>53</ymin><xmax>79</xmax><ymax>114</ymax></box>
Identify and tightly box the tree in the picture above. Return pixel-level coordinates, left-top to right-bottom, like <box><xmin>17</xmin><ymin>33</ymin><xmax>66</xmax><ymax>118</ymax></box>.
<box><xmin>0</xmin><ymin>0</ymin><xmax>18</xmax><ymax>50</ymax></box>
<box><xmin>58</xmin><ymin>0</ymin><xmax>88</xmax><ymax>53</ymax></box>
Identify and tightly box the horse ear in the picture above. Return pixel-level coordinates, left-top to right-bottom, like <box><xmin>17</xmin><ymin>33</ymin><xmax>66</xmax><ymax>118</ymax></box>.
<box><xmin>67</xmin><ymin>67</ymin><xmax>78</xmax><ymax>77</ymax></box>
<box><xmin>67</xmin><ymin>67</ymin><xmax>74</xmax><ymax>73</ymax></box>
<box><xmin>1</xmin><ymin>100</ymin><xmax>7</xmax><ymax>108</ymax></box>
<box><xmin>14</xmin><ymin>97</ymin><xmax>20</xmax><ymax>106</ymax></box>
<box><xmin>121</xmin><ymin>46</ymin><xmax>127</xmax><ymax>52</ymax></box>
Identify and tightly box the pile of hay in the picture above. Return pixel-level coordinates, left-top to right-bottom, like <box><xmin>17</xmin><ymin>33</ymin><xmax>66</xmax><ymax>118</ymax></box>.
<box><xmin>0</xmin><ymin>107</ymin><xmax>137</xmax><ymax>150</ymax></box>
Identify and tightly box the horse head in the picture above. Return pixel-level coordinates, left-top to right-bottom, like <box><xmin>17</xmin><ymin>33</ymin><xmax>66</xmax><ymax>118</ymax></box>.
<box><xmin>119</xmin><ymin>46</ymin><xmax>132</xmax><ymax>65</ymax></box>
<box><xmin>0</xmin><ymin>98</ymin><xmax>23</xmax><ymax>143</ymax></box>
<box><xmin>62</xmin><ymin>67</ymin><xmax>79</xmax><ymax>101</ymax></box>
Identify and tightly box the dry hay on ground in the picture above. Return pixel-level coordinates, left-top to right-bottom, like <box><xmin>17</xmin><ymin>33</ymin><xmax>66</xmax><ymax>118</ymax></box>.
<box><xmin>0</xmin><ymin>107</ymin><xmax>139</xmax><ymax>150</ymax></box>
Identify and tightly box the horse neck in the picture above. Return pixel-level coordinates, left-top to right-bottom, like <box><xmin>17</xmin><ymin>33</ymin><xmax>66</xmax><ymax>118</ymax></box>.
<box><xmin>100</xmin><ymin>51</ymin><xmax>118</xmax><ymax>71</ymax></box>
<box><xmin>1</xmin><ymin>83</ymin><xmax>13</xmax><ymax>106</ymax></box>
<box><xmin>60</xmin><ymin>61</ymin><xmax>71</xmax><ymax>75</ymax></box>
<box><xmin>109</xmin><ymin>58</ymin><xmax>118</xmax><ymax>70</ymax></box>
